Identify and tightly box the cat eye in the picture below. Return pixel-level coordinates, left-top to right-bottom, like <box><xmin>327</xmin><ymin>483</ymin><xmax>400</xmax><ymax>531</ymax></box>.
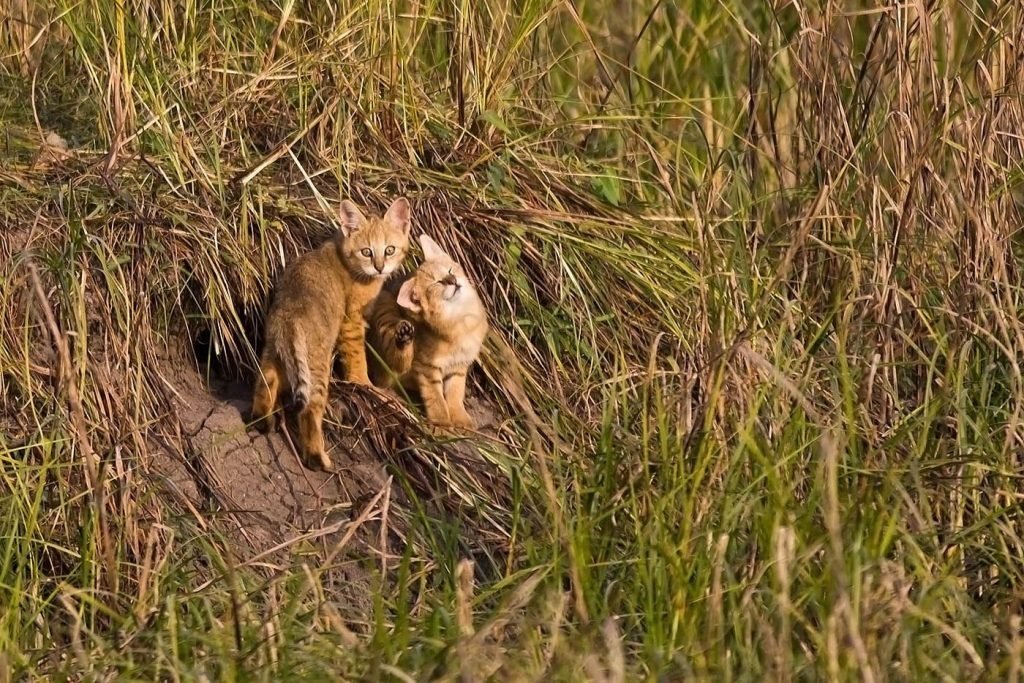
<box><xmin>360</xmin><ymin>248</ymin><xmax>372</xmax><ymax>258</ymax></box>
<box><xmin>385</xmin><ymin>246</ymin><xmax>395</xmax><ymax>256</ymax></box>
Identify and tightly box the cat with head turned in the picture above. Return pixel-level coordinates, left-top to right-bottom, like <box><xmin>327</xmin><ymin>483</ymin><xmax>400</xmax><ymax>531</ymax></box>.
<box><xmin>368</xmin><ymin>233</ymin><xmax>488</xmax><ymax>430</ymax></box>
<box><xmin>250</xmin><ymin>197</ymin><xmax>412</xmax><ymax>470</ymax></box>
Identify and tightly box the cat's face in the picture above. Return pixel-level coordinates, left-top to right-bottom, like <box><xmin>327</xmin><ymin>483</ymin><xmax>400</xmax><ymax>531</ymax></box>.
<box><xmin>339</xmin><ymin>197</ymin><xmax>411</xmax><ymax>279</ymax></box>
<box><xmin>397</xmin><ymin>234</ymin><xmax>478</xmax><ymax>325</ymax></box>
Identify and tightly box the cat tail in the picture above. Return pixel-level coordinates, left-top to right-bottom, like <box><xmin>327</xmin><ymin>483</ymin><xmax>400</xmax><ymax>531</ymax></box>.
<box><xmin>279</xmin><ymin>327</ymin><xmax>311</xmax><ymax>410</ymax></box>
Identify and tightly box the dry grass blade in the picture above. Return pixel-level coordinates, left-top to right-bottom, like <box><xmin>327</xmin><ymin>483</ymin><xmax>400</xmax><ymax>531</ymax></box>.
<box><xmin>26</xmin><ymin>259</ymin><xmax>116</xmax><ymax>594</ymax></box>
<box><xmin>3</xmin><ymin>0</ymin><xmax>1024</xmax><ymax>679</ymax></box>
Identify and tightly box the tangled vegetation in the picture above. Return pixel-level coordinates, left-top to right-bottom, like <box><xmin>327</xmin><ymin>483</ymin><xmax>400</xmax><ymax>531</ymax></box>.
<box><xmin>2</xmin><ymin>0</ymin><xmax>1024</xmax><ymax>679</ymax></box>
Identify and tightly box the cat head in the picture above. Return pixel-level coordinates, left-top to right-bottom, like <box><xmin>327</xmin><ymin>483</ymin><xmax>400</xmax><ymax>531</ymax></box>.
<box><xmin>337</xmin><ymin>197</ymin><xmax>412</xmax><ymax>279</ymax></box>
<box><xmin>396</xmin><ymin>234</ymin><xmax>479</xmax><ymax>325</ymax></box>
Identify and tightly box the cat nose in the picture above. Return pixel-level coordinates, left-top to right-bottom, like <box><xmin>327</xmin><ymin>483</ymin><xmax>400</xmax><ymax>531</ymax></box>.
<box><xmin>441</xmin><ymin>274</ymin><xmax>457</xmax><ymax>287</ymax></box>
<box><xmin>373</xmin><ymin>258</ymin><xmax>385</xmax><ymax>273</ymax></box>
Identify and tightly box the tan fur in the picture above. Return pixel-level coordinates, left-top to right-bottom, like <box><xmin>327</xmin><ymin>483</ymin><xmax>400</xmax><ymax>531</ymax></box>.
<box><xmin>251</xmin><ymin>197</ymin><xmax>412</xmax><ymax>470</ymax></box>
<box><xmin>367</xmin><ymin>234</ymin><xmax>488</xmax><ymax>429</ymax></box>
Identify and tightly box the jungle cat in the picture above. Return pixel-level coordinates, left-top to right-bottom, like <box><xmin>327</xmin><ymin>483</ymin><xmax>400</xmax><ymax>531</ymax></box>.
<box><xmin>367</xmin><ymin>233</ymin><xmax>488</xmax><ymax>429</ymax></box>
<box><xmin>250</xmin><ymin>197</ymin><xmax>412</xmax><ymax>470</ymax></box>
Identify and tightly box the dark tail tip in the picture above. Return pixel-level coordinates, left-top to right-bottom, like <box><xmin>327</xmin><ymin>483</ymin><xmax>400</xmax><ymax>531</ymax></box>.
<box><xmin>290</xmin><ymin>388</ymin><xmax>309</xmax><ymax>412</ymax></box>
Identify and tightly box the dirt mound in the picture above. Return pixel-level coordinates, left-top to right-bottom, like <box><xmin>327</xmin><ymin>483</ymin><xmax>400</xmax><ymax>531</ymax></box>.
<box><xmin>149</xmin><ymin>356</ymin><xmax>509</xmax><ymax>621</ymax></box>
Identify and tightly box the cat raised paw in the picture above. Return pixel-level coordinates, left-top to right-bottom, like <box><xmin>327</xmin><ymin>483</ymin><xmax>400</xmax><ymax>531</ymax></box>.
<box><xmin>395</xmin><ymin>320</ymin><xmax>415</xmax><ymax>348</ymax></box>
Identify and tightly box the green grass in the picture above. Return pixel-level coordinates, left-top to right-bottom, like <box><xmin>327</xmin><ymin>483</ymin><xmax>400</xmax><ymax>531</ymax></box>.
<box><xmin>3</xmin><ymin>0</ymin><xmax>1024</xmax><ymax>679</ymax></box>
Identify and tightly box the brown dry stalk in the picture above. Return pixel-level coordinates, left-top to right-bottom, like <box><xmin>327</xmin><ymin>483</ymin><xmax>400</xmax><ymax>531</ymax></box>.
<box><xmin>455</xmin><ymin>558</ymin><xmax>477</xmax><ymax>679</ymax></box>
<box><xmin>456</xmin><ymin>558</ymin><xmax>475</xmax><ymax>638</ymax></box>
<box><xmin>27</xmin><ymin>259</ymin><xmax>118</xmax><ymax>595</ymax></box>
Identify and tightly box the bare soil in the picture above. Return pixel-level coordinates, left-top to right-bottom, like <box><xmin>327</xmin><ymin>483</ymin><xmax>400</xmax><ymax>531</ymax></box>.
<box><xmin>148</xmin><ymin>354</ymin><xmax>505</xmax><ymax>623</ymax></box>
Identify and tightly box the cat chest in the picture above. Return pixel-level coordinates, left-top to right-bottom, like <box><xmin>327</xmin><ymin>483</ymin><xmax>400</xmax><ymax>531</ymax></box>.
<box><xmin>421</xmin><ymin>336</ymin><xmax>483</xmax><ymax>373</ymax></box>
<box><xmin>347</xmin><ymin>283</ymin><xmax>384</xmax><ymax>320</ymax></box>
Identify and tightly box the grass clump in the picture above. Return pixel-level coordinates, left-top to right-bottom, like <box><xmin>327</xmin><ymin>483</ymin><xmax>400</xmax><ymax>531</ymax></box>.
<box><xmin>3</xmin><ymin>0</ymin><xmax>1024</xmax><ymax>680</ymax></box>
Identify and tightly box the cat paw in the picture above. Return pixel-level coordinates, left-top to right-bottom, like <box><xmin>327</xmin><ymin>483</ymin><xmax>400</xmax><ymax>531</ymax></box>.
<box><xmin>395</xmin><ymin>320</ymin><xmax>414</xmax><ymax>348</ymax></box>
<box><xmin>450</xmin><ymin>413</ymin><xmax>475</xmax><ymax>430</ymax></box>
<box><xmin>307</xmin><ymin>450</ymin><xmax>334</xmax><ymax>472</ymax></box>
<box><xmin>426</xmin><ymin>414</ymin><xmax>474</xmax><ymax>435</ymax></box>
<box><xmin>346</xmin><ymin>373</ymin><xmax>373</xmax><ymax>387</ymax></box>
<box><xmin>424</xmin><ymin>422</ymin><xmax>451</xmax><ymax>437</ymax></box>
<box><xmin>370</xmin><ymin>385</ymin><xmax>403</xmax><ymax>404</ymax></box>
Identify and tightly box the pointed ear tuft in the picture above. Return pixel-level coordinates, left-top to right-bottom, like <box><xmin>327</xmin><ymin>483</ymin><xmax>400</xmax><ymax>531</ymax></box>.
<box><xmin>384</xmin><ymin>197</ymin><xmax>411</xmax><ymax>235</ymax></box>
<box><xmin>338</xmin><ymin>200</ymin><xmax>366</xmax><ymax>237</ymax></box>
<box><xmin>418</xmin><ymin>233</ymin><xmax>450</xmax><ymax>262</ymax></box>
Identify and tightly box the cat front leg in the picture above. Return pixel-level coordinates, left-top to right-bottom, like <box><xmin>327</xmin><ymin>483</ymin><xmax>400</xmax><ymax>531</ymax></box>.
<box><xmin>443</xmin><ymin>369</ymin><xmax>474</xmax><ymax>429</ymax></box>
<box><xmin>337</xmin><ymin>317</ymin><xmax>372</xmax><ymax>385</ymax></box>
<box><xmin>367</xmin><ymin>318</ymin><xmax>414</xmax><ymax>389</ymax></box>
<box><xmin>415</xmin><ymin>362</ymin><xmax>451</xmax><ymax>427</ymax></box>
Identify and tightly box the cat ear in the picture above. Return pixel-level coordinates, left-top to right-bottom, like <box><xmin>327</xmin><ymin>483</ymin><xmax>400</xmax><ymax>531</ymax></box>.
<box><xmin>384</xmin><ymin>197</ymin><xmax>411</xmax><ymax>235</ymax></box>
<box><xmin>338</xmin><ymin>200</ymin><xmax>366</xmax><ymax>237</ymax></box>
<box><xmin>396</xmin><ymin>278</ymin><xmax>421</xmax><ymax>313</ymax></box>
<box><xmin>418</xmin><ymin>233</ymin><xmax>450</xmax><ymax>262</ymax></box>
